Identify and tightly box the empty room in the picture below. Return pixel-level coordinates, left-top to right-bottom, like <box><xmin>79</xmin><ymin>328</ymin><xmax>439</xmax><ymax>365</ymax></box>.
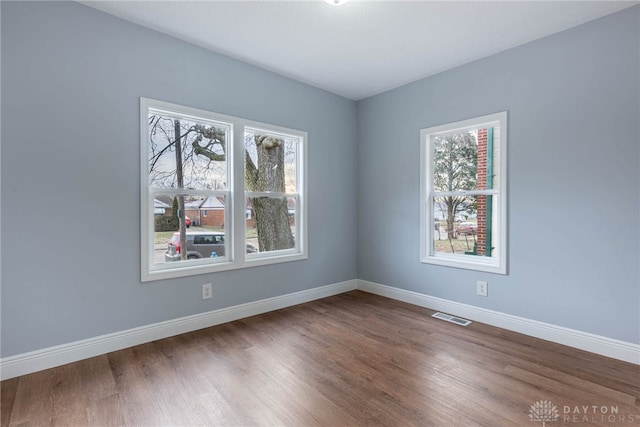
<box><xmin>1</xmin><ymin>1</ymin><xmax>639</xmax><ymax>426</ymax></box>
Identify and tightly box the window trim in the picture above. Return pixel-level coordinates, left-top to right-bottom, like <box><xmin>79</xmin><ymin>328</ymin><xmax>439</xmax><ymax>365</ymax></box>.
<box><xmin>141</xmin><ymin>98</ymin><xmax>308</xmax><ymax>282</ymax></box>
<box><xmin>420</xmin><ymin>111</ymin><xmax>508</xmax><ymax>275</ymax></box>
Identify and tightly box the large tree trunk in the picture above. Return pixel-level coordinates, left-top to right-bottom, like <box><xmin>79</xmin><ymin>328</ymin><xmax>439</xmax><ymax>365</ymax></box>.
<box><xmin>252</xmin><ymin>197</ymin><xmax>293</xmax><ymax>251</ymax></box>
<box><xmin>247</xmin><ymin>135</ymin><xmax>294</xmax><ymax>251</ymax></box>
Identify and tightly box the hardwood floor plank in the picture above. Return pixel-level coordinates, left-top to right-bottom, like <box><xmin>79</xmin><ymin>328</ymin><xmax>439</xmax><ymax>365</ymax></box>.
<box><xmin>2</xmin><ymin>290</ymin><xmax>639</xmax><ymax>426</ymax></box>
<box><xmin>108</xmin><ymin>342</ymin><xmax>214</xmax><ymax>426</ymax></box>
<box><xmin>4</xmin><ymin>369</ymin><xmax>55</xmax><ymax>425</ymax></box>
<box><xmin>48</xmin><ymin>355</ymin><xmax>116</xmax><ymax>425</ymax></box>
<box><xmin>0</xmin><ymin>378</ymin><xmax>18</xmax><ymax>427</ymax></box>
<box><xmin>507</xmin><ymin>358</ymin><xmax>637</xmax><ymax>406</ymax></box>
<box><xmin>151</xmin><ymin>336</ymin><xmax>243</xmax><ymax>426</ymax></box>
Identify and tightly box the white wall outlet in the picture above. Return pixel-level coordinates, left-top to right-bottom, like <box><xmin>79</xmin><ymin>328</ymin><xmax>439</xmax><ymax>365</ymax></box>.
<box><xmin>477</xmin><ymin>280</ymin><xmax>488</xmax><ymax>297</ymax></box>
<box><xmin>201</xmin><ymin>283</ymin><xmax>213</xmax><ymax>300</ymax></box>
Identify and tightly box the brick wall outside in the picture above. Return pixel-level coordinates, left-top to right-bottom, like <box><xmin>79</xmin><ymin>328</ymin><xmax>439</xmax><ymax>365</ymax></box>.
<box><xmin>199</xmin><ymin>209</ymin><xmax>225</xmax><ymax>227</ymax></box>
<box><xmin>476</xmin><ymin>129</ymin><xmax>487</xmax><ymax>254</ymax></box>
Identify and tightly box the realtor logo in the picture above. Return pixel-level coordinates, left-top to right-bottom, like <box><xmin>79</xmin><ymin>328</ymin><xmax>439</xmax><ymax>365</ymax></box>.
<box><xmin>529</xmin><ymin>400</ymin><xmax>559</xmax><ymax>426</ymax></box>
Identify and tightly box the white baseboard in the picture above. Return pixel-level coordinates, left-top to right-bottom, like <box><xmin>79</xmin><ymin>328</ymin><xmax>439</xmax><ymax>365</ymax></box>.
<box><xmin>3</xmin><ymin>278</ymin><xmax>637</xmax><ymax>380</ymax></box>
<box><xmin>357</xmin><ymin>279</ymin><xmax>640</xmax><ymax>365</ymax></box>
<box><xmin>0</xmin><ymin>279</ymin><xmax>357</xmax><ymax>380</ymax></box>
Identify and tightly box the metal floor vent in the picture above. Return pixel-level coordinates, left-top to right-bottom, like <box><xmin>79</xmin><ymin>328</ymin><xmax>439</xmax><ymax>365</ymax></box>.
<box><xmin>432</xmin><ymin>312</ymin><xmax>472</xmax><ymax>326</ymax></box>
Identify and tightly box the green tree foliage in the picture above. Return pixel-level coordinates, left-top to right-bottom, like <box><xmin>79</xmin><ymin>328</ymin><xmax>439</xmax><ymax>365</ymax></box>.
<box><xmin>153</xmin><ymin>196</ymin><xmax>179</xmax><ymax>232</ymax></box>
<box><xmin>171</xmin><ymin>196</ymin><xmax>179</xmax><ymax>224</ymax></box>
<box><xmin>153</xmin><ymin>196</ymin><xmax>178</xmax><ymax>232</ymax></box>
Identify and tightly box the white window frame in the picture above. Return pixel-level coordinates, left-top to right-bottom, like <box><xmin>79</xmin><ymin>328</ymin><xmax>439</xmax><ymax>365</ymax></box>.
<box><xmin>243</xmin><ymin>126</ymin><xmax>304</xmax><ymax>263</ymax></box>
<box><xmin>141</xmin><ymin>98</ymin><xmax>308</xmax><ymax>282</ymax></box>
<box><xmin>420</xmin><ymin>111</ymin><xmax>507</xmax><ymax>274</ymax></box>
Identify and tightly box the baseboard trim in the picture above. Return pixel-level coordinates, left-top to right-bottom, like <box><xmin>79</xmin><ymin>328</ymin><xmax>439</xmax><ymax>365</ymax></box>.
<box><xmin>0</xmin><ymin>279</ymin><xmax>357</xmax><ymax>380</ymax></box>
<box><xmin>3</xmin><ymin>278</ymin><xmax>637</xmax><ymax>380</ymax></box>
<box><xmin>357</xmin><ymin>279</ymin><xmax>640</xmax><ymax>365</ymax></box>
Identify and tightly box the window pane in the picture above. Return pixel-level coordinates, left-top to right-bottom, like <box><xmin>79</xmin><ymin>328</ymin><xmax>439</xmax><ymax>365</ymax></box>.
<box><xmin>153</xmin><ymin>194</ymin><xmax>195</xmax><ymax>236</ymax></box>
<box><xmin>244</xmin><ymin>130</ymin><xmax>298</xmax><ymax>193</ymax></box>
<box><xmin>433</xmin><ymin>126</ymin><xmax>500</xmax><ymax>192</ymax></box>
<box><xmin>246</xmin><ymin>196</ymin><xmax>296</xmax><ymax>254</ymax></box>
<box><xmin>191</xmin><ymin>196</ymin><xmax>226</xmax><ymax>228</ymax></box>
<box><xmin>433</xmin><ymin>195</ymin><xmax>498</xmax><ymax>258</ymax></box>
<box><xmin>148</xmin><ymin>110</ymin><xmax>229</xmax><ymax>190</ymax></box>
<box><xmin>153</xmin><ymin>194</ymin><xmax>227</xmax><ymax>266</ymax></box>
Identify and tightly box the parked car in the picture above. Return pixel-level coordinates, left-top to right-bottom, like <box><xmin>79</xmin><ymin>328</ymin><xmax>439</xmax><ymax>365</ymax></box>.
<box><xmin>456</xmin><ymin>222</ymin><xmax>477</xmax><ymax>236</ymax></box>
<box><xmin>165</xmin><ymin>232</ymin><xmax>257</xmax><ymax>262</ymax></box>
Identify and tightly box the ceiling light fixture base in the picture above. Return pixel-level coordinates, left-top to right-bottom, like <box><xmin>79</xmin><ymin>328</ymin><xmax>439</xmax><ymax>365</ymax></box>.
<box><xmin>324</xmin><ymin>0</ymin><xmax>349</xmax><ymax>6</ymax></box>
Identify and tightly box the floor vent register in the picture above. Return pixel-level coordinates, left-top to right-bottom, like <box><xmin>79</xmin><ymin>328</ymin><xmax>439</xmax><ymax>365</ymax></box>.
<box><xmin>432</xmin><ymin>312</ymin><xmax>472</xmax><ymax>326</ymax></box>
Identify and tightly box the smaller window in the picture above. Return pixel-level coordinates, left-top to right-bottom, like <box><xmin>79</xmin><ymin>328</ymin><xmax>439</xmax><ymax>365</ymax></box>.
<box><xmin>420</xmin><ymin>112</ymin><xmax>507</xmax><ymax>274</ymax></box>
<box><xmin>202</xmin><ymin>210</ymin><xmax>208</xmax><ymax>217</ymax></box>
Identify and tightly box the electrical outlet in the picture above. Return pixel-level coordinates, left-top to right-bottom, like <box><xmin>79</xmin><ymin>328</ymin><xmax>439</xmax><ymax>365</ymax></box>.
<box><xmin>202</xmin><ymin>283</ymin><xmax>213</xmax><ymax>300</ymax></box>
<box><xmin>477</xmin><ymin>280</ymin><xmax>488</xmax><ymax>297</ymax></box>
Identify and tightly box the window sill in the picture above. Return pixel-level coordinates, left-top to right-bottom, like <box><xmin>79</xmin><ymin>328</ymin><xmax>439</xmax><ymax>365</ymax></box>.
<box><xmin>142</xmin><ymin>252</ymin><xmax>308</xmax><ymax>282</ymax></box>
<box><xmin>421</xmin><ymin>254</ymin><xmax>506</xmax><ymax>275</ymax></box>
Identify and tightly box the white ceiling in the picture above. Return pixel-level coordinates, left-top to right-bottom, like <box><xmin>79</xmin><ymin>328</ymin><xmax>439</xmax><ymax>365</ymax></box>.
<box><xmin>82</xmin><ymin>0</ymin><xmax>637</xmax><ymax>101</ymax></box>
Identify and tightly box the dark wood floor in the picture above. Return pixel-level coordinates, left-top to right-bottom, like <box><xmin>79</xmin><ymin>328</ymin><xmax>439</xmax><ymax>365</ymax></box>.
<box><xmin>2</xmin><ymin>291</ymin><xmax>639</xmax><ymax>426</ymax></box>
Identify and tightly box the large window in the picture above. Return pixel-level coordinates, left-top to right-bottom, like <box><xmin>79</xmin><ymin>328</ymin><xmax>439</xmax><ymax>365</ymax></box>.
<box><xmin>141</xmin><ymin>98</ymin><xmax>307</xmax><ymax>281</ymax></box>
<box><xmin>420</xmin><ymin>112</ymin><xmax>507</xmax><ymax>274</ymax></box>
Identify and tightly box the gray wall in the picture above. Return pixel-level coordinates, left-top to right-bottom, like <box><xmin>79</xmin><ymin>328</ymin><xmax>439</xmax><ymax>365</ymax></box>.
<box><xmin>2</xmin><ymin>2</ymin><xmax>639</xmax><ymax>359</ymax></box>
<box><xmin>357</xmin><ymin>6</ymin><xmax>640</xmax><ymax>343</ymax></box>
<box><xmin>1</xmin><ymin>1</ymin><xmax>358</xmax><ymax>357</ymax></box>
